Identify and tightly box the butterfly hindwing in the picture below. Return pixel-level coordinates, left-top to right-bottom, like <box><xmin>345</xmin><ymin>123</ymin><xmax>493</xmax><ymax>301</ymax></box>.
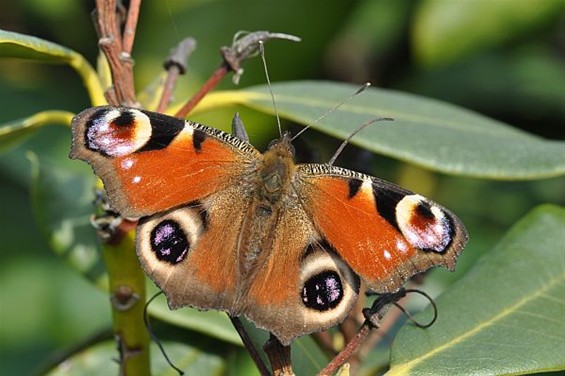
<box><xmin>136</xmin><ymin>186</ymin><xmax>252</xmax><ymax>313</ymax></box>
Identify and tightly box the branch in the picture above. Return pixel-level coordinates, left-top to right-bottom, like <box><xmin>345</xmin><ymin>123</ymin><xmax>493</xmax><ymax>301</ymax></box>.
<box><xmin>95</xmin><ymin>0</ymin><xmax>138</xmax><ymax>106</ymax></box>
<box><xmin>264</xmin><ymin>335</ymin><xmax>294</xmax><ymax>376</ymax></box>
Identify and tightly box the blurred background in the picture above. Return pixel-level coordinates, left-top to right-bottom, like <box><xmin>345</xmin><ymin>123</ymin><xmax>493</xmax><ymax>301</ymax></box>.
<box><xmin>1</xmin><ymin>1</ymin><xmax>564</xmax><ymax>374</ymax></box>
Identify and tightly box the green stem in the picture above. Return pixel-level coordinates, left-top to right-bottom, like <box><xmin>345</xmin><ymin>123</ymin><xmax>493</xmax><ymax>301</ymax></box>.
<box><xmin>102</xmin><ymin>230</ymin><xmax>151</xmax><ymax>375</ymax></box>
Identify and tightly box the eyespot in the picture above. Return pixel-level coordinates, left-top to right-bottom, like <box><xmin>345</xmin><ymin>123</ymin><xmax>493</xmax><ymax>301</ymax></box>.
<box><xmin>396</xmin><ymin>195</ymin><xmax>454</xmax><ymax>253</ymax></box>
<box><xmin>302</xmin><ymin>270</ymin><xmax>344</xmax><ymax>311</ymax></box>
<box><xmin>150</xmin><ymin>219</ymin><xmax>189</xmax><ymax>264</ymax></box>
<box><xmin>85</xmin><ymin>108</ymin><xmax>152</xmax><ymax>156</ymax></box>
<box><xmin>137</xmin><ymin>203</ymin><xmax>208</xmax><ymax>267</ymax></box>
<box><xmin>299</xmin><ymin>241</ymin><xmax>359</xmax><ymax>327</ymax></box>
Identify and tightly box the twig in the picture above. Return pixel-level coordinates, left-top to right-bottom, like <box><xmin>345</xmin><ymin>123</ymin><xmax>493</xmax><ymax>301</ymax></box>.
<box><xmin>174</xmin><ymin>65</ymin><xmax>229</xmax><ymax>118</ymax></box>
<box><xmin>34</xmin><ymin>327</ymin><xmax>113</xmax><ymax>375</ymax></box>
<box><xmin>317</xmin><ymin>289</ymin><xmax>410</xmax><ymax>376</ymax></box>
<box><xmin>318</xmin><ymin>324</ymin><xmax>372</xmax><ymax>376</ymax></box>
<box><xmin>229</xmin><ymin>316</ymin><xmax>271</xmax><ymax>376</ymax></box>
<box><xmin>157</xmin><ymin>38</ymin><xmax>197</xmax><ymax>112</ymax></box>
<box><xmin>174</xmin><ymin>31</ymin><xmax>300</xmax><ymax>118</ymax></box>
<box><xmin>122</xmin><ymin>0</ymin><xmax>140</xmax><ymax>55</ymax></box>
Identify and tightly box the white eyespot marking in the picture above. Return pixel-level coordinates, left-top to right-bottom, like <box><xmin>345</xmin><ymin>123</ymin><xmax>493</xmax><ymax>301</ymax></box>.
<box><xmin>132</xmin><ymin>176</ymin><xmax>142</xmax><ymax>184</ymax></box>
<box><xmin>396</xmin><ymin>238</ymin><xmax>408</xmax><ymax>253</ymax></box>
<box><xmin>86</xmin><ymin>109</ymin><xmax>152</xmax><ymax>157</ymax></box>
<box><xmin>383</xmin><ymin>250</ymin><xmax>392</xmax><ymax>260</ymax></box>
<box><xmin>396</xmin><ymin>195</ymin><xmax>452</xmax><ymax>253</ymax></box>
<box><xmin>121</xmin><ymin>158</ymin><xmax>135</xmax><ymax>170</ymax></box>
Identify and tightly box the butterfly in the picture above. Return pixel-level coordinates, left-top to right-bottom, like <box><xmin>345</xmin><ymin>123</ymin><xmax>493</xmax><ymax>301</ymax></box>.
<box><xmin>70</xmin><ymin>106</ymin><xmax>468</xmax><ymax>345</ymax></box>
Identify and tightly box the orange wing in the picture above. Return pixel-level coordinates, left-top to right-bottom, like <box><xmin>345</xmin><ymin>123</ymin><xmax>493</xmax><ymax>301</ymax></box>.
<box><xmin>70</xmin><ymin>106</ymin><xmax>260</xmax><ymax>217</ymax></box>
<box><xmin>296</xmin><ymin>164</ymin><xmax>468</xmax><ymax>293</ymax></box>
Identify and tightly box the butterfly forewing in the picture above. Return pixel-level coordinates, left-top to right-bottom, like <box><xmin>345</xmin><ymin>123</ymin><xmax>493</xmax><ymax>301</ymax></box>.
<box><xmin>70</xmin><ymin>106</ymin><xmax>259</xmax><ymax>218</ymax></box>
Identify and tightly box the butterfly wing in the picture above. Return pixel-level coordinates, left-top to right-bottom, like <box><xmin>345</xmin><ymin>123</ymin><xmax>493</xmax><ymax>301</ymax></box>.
<box><xmin>70</xmin><ymin>106</ymin><xmax>260</xmax><ymax>218</ymax></box>
<box><xmin>295</xmin><ymin>164</ymin><xmax>468</xmax><ymax>293</ymax></box>
<box><xmin>71</xmin><ymin>106</ymin><xmax>261</xmax><ymax>315</ymax></box>
<box><xmin>136</xmin><ymin>184</ymin><xmax>253</xmax><ymax>313</ymax></box>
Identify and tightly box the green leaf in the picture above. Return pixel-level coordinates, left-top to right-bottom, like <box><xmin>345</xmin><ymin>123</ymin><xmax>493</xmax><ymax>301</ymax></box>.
<box><xmin>147</xmin><ymin>285</ymin><xmax>242</xmax><ymax>345</ymax></box>
<box><xmin>289</xmin><ymin>336</ymin><xmax>331</xmax><ymax>375</ymax></box>
<box><xmin>0</xmin><ymin>110</ymin><xmax>73</xmax><ymax>153</ymax></box>
<box><xmin>233</xmin><ymin>81</ymin><xmax>565</xmax><ymax>179</ymax></box>
<box><xmin>147</xmin><ymin>286</ymin><xmax>331</xmax><ymax>374</ymax></box>
<box><xmin>413</xmin><ymin>0</ymin><xmax>565</xmax><ymax>67</ymax></box>
<box><xmin>388</xmin><ymin>205</ymin><xmax>565</xmax><ymax>375</ymax></box>
<box><xmin>28</xmin><ymin>152</ymin><xmax>107</xmax><ymax>288</ymax></box>
<box><xmin>46</xmin><ymin>341</ymin><xmax>225</xmax><ymax>375</ymax></box>
<box><xmin>0</xmin><ymin>29</ymin><xmax>105</xmax><ymax>106</ymax></box>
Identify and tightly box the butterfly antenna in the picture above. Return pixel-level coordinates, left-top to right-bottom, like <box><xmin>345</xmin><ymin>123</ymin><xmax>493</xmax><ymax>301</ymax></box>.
<box><xmin>143</xmin><ymin>292</ymin><xmax>185</xmax><ymax>375</ymax></box>
<box><xmin>291</xmin><ymin>82</ymin><xmax>372</xmax><ymax>142</ymax></box>
<box><xmin>259</xmin><ymin>41</ymin><xmax>283</xmax><ymax>137</ymax></box>
<box><xmin>398</xmin><ymin>289</ymin><xmax>438</xmax><ymax>328</ymax></box>
<box><xmin>327</xmin><ymin>116</ymin><xmax>393</xmax><ymax>166</ymax></box>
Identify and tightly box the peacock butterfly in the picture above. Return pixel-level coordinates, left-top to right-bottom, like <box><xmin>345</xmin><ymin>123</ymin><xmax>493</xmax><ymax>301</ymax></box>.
<box><xmin>70</xmin><ymin>105</ymin><xmax>468</xmax><ymax>345</ymax></box>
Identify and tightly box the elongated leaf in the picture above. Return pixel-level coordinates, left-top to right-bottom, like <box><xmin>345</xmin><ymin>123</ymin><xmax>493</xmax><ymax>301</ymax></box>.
<box><xmin>388</xmin><ymin>205</ymin><xmax>565</xmax><ymax>375</ymax></box>
<box><xmin>146</xmin><ymin>284</ymin><xmax>242</xmax><ymax>345</ymax></box>
<box><xmin>0</xmin><ymin>110</ymin><xmax>73</xmax><ymax>153</ymax></box>
<box><xmin>46</xmin><ymin>341</ymin><xmax>224</xmax><ymax>375</ymax></box>
<box><xmin>0</xmin><ymin>29</ymin><xmax>105</xmax><ymax>106</ymax></box>
<box><xmin>148</xmin><ymin>285</ymin><xmax>331</xmax><ymax>374</ymax></box>
<box><xmin>413</xmin><ymin>0</ymin><xmax>564</xmax><ymax>66</ymax></box>
<box><xmin>226</xmin><ymin>81</ymin><xmax>565</xmax><ymax>179</ymax></box>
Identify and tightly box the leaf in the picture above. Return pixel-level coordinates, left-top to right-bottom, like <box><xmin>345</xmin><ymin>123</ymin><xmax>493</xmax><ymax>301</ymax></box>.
<box><xmin>147</xmin><ymin>285</ymin><xmax>242</xmax><ymax>345</ymax></box>
<box><xmin>388</xmin><ymin>205</ymin><xmax>565</xmax><ymax>375</ymax></box>
<box><xmin>28</xmin><ymin>152</ymin><xmax>107</xmax><ymax>288</ymax></box>
<box><xmin>0</xmin><ymin>29</ymin><xmax>105</xmax><ymax>106</ymax></box>
<box><xmin>46</xmin><ymin>341</ymin><xmax>225</xmax><ymax>375</ymax></box>
<box><xmin>289</xmin><ymin>336</ymin><xmax>331</xmax><ymax>375</ymax></box>
<box><xmin>147</xmin><ymin>285</ymin><xmax>331</xmax><ymax>374</ymax></box>
<box><xmin>413</xmin><ymin>0</ymin><xmax>565</xmax><ymax>67</ymax></box>
<box><xmin>226</xmin><ymin>81</ymin><xmax>565</xmax><ymax>179</ymax></box>
<box><xmin>0</xmin><ymin>110</ymin><xmax>73</xmax><ymax>153</ymax></box>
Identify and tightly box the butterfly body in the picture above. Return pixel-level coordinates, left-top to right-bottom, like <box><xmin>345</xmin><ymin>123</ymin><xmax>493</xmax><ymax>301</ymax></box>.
<box><xmin>71</xmin><ymin>106</ymin><xmax>467</xmax><ymax>345</ymax></box>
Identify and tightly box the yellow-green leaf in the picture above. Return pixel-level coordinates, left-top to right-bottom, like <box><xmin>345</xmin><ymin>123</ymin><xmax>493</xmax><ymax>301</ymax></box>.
<box><xmin>46</xmin><ymin>341</ymin><xmax>225</xmax><ymax>375</ymax></box>
<box><xmin>0</xmin><ymin>110</ymin><xmax>73</xmax><ymax>153</ymax></box>
<box><xmin>232</xmin><ymin>81</ymin><xmax>565</xmax><ymax>180</ymax></box>
<box><xmin>0</xmin><ymin>29</ymin><xmax>105</xmax><ymax>106</ymax></box>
